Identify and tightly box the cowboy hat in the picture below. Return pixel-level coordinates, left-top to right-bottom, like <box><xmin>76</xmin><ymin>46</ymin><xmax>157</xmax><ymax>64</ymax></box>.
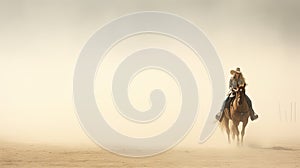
<box><xmin>230</xmin><ymin>67</ymin><xmax>241</xmax><ymax>75</ymax></box>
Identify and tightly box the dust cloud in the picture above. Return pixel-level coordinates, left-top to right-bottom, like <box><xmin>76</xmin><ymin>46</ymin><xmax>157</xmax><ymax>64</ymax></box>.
<box><xmin>0</xmin><ymin>0</ymin><xmax>299</xmax><ymax>151</ymax></box>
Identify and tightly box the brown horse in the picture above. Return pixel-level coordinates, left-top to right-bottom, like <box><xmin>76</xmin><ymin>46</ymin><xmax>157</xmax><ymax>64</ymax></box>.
<box><xmin>221</xmin><ymin>85</ymin><xmax>250</xmax><ymax>145</ymax></box>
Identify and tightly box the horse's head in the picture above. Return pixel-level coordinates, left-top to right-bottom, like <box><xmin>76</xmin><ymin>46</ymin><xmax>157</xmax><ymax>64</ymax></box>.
<box><xmin>236</xmin><ymin>85</ymin><xmax>246</xmax><ymax>105</ymax></box>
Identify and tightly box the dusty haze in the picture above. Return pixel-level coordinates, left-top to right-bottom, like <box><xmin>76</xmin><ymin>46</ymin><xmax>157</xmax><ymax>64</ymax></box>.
<box><xmin>0</xmin><ymin>0</ymin><xmax>300</xmax><ymax>151</ymax></box>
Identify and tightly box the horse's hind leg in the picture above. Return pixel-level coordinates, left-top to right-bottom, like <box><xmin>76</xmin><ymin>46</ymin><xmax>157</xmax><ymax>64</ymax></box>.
<box><xmin>241</xmin><ymin>119</ymin><xmax>248</xmax><ymax>145</ymax></box>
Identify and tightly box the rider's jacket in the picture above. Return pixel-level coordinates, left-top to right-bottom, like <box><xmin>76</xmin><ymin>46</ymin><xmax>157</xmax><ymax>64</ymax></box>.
<box><xmin>229</xmin><ymin>76</ymin><xmax>245</xmax><ymax>97</ymax></box>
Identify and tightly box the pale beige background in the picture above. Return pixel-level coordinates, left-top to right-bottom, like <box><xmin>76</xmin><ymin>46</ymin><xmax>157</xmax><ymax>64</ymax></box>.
<box><xmin>0</xmin><ymin>0</ymin><xmax>299</xmax><ymax>149</ymax></box>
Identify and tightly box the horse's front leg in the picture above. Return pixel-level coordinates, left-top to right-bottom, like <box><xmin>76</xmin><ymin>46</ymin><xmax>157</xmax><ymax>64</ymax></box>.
<box><xmin>224</xmin><ymin>117</ymin><xmax>231</xmax><ymax>144</ymax></box>
<box><xmin>241</xmin><ymin>118</ymin><xmax>248</xmax><ymax>145</ymax></box>
<box><xmin>233</xmin><ymin>121</ymin><xmax>240</xmax><ymax>145</ymax></box>
<box><xmin>231</xmin><ymin>124</ymin><xmax>236</xmax><ymax>141</ymax></box>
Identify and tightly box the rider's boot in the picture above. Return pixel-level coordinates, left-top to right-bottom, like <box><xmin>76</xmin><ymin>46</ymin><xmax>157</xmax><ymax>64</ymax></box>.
<box><xmin>216</xmin><ymin>107</ymin><xmax>231</xmax><ymax>122</ymax></box>
<box><xmin>250</xmin><ymin>108</ymin><xmax>258</xmax><ymax>121</ymax></box>
<box><xmin>215</xmin><ymin>111</ymin><xmax>223</xmax><ymax>122</ymax></box>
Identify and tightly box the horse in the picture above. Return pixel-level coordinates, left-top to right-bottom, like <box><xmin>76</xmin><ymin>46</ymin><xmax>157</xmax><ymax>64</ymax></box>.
<box><xmin>220</xmin><ymin>85</ymin><xmax>250</xmax><ymax>145</ymax></box>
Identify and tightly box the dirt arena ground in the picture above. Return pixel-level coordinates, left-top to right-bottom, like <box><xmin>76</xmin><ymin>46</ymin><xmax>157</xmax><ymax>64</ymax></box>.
<box><xmin>1</xmin><ymin>141</ymin><xmax>299</xmax><ymax>168</ymax></box>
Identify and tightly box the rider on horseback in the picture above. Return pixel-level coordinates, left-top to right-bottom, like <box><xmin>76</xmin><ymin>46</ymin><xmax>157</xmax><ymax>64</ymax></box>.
<box><xmin>216</xmin><ymin>67</ymin><xmax>258</xmax><ymax>121</ymax></box>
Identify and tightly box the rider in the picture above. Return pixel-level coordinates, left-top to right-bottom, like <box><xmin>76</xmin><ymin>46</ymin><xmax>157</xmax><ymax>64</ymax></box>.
<box><xmin>216</xmin><ymin>67</ymin><xmax>258</xmax><ymax>121</ymax></box>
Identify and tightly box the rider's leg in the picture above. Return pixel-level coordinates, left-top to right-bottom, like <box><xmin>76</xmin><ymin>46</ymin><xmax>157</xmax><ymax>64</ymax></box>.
<box><xmin>245</xmin><ymin>95</ymin><xmax>258</xmax><ymax>121</ymax></box>
<box><xmin>226</xmin><ymin>96</ymin><xmax>234</xmax><ymax>119</ymax></box>
<box><xmin>227</xmin><ymin>96</ymin><xmax>234</xmax><ymax>108</ymax></box>
<box><xmin>216</xmin><ymin>97</ymin><xmax>230</xmax><ymax>121</ymax></box>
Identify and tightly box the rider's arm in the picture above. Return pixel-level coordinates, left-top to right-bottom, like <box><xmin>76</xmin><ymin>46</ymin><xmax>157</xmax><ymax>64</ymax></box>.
<box><xmin>238</xmin><ymin>78</ymin><xmax>245</xmax><ymax>87</ymax></box>
<box><xmin>229</xmin><ymin>78</ymin><xmax>233</xmax><ymax>90</ymax></box>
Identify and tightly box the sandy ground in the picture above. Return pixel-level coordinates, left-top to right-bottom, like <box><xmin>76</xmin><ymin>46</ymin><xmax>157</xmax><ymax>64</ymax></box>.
<box><xmin>1</xmin><ymin>141</ymin><xmax>300</xmax><ymax>168</ymax></box>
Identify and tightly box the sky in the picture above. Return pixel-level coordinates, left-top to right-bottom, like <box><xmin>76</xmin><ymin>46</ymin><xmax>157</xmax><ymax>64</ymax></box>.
<box><xmin>0</xmin><ymin>0</ymin><xmax>299</xmax><ymax>147</ymax></box>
